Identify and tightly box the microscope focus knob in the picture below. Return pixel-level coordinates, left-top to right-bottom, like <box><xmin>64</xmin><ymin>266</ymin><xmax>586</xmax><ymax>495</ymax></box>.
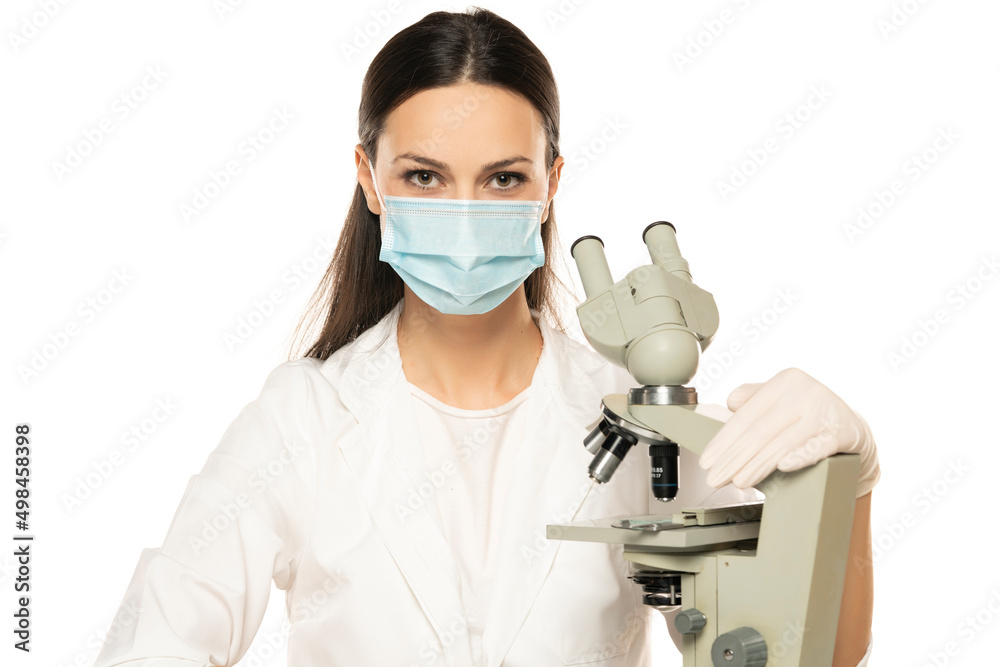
<box><xmin>711</xmin><ymin>626</ymin><xmax>767</xmax><ymax>667</ymax></box>
<box><xmin>674</xmin><ymin>608</ymin><xmax>707</xmax><ymax>634</ymax></box>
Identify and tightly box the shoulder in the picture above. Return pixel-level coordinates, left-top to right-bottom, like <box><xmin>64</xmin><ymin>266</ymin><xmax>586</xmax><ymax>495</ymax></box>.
<box><xmin>192</xmin><ymin>359</ymin><xmax>330</xmax><ymax>494</ymax></box>
<box><xmin>250</xmin><ymin>356</ymin><xmax>353</xmax><ymax>431</ymax></box>
<box><xmin>256</xmin><ymin>357</ymin><xmax>334</xmax><ymax>407</ymax></box>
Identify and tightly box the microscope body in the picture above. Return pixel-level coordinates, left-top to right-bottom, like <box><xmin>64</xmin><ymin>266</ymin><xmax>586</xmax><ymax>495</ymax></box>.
<box><xmin>548</xmin><ymin>223</ymin><xmax>860</xmax><ymax>667</ymax></box>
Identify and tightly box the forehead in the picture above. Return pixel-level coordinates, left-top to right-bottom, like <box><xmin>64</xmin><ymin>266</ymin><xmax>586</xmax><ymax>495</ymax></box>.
<box><xmin>380</xmin><ymin>83</ymin><xmax>545</xmax><ymax>165</ymax></box>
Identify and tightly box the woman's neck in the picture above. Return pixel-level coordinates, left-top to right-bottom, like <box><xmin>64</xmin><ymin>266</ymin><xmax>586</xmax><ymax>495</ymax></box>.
<box><xmin>395</xmin><ymin>285</ymin><xmax>543</xmax><ymax>410</ymax></box>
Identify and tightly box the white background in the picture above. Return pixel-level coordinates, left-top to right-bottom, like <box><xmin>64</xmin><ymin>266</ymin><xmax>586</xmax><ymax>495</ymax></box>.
<box><xmin>2</xmin><ymin>0</ymin><xmax>999</xmax><ymax>665</ymax></box>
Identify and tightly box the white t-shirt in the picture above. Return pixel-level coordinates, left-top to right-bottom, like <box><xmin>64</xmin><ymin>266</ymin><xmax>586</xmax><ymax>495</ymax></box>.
<box><xmin>407</xmin><ymin>379</ymin><xmax>533</xmax><ymax>666</ymax></box>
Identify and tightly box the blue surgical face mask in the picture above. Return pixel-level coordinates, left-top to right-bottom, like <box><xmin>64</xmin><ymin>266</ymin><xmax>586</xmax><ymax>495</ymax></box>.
<box><xmin>367</xmin><ymin>161</ymin><xmax>546</xmax><ymax>315</ymax></box>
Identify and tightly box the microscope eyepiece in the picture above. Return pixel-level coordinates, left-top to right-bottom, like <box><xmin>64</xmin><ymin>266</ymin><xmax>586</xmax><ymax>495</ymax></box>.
<box><xmin>641</xmin><ymin>220</ymin><xmax>676</xmax><ymax>243</ymax></box>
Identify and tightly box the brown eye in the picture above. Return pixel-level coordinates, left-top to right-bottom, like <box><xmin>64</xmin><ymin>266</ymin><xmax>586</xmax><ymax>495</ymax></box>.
<box><xmin>490</xmin><ymin>172</ymin><xmax>524</xmax><ymax>190</ymax></box>
<box><xmin>405</xmin><ymin>170</ymin><xmax>440</xmax><ymax>189</ymax></box>
<box><xmin>403</xmin><ymin>169</ymin><xmax>437</xmax><ymax>190</ymax></box>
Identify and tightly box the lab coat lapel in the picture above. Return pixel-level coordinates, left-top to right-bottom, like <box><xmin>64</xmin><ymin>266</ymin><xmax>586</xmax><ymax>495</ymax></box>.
<box><xmin>333</xmin><ymin>301</ymin><xmax>474</xmax><ymax>667</ymax></box>
<box><xmin>481</xmin><ymin>316</ymin><xmax>603</xmax><ymax>667</ymax></box>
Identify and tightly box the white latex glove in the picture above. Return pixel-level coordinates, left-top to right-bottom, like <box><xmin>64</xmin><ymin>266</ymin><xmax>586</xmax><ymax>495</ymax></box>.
<box><xmin>698</xmin><ymin>368</ymin><xmax>880</xmax><ymax>499</ymax></box>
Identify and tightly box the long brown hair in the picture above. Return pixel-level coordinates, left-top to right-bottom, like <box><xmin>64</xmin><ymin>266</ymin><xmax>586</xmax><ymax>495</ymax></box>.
<box><xmin>289</xmin><ymin>6</ymin><xmax>573</xmax><ymax>361</ymax></box>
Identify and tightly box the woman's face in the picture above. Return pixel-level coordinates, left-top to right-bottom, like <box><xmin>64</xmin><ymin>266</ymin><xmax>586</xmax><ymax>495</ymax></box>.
<box><xmin>356</xmin><ymin>82</ymin><xmax>563</xmax><ymax>234</ymax></box>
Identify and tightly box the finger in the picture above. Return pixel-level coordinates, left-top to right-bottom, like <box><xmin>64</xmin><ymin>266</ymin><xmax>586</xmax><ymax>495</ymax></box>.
<box><xmin>700</xmin><ymin>384</ymin><xmax>789</xmax><ymax>469</ymax></box>
<box><xmin>730</xmin><ymin>419</ymin><xmax>816</xmax><ymax>487</ymax></box>
<box><xmin>777</xmin><ymin>433</ymin><xmax>838</xmax><ymax>471</ymax></box>
<box><xmin>726</xmin><ymin>382</ymin><xmax>764</xmax><ymax>412</ymax></box>
<box><xmin>709</xmin><ymin>417</ymin><xmax>804</xmax><ymax>488</ymax></box>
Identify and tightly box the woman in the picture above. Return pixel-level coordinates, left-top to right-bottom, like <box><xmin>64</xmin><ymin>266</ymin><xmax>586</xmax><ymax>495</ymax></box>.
<box><xmin>94</xmin><ymin>7</ymin><xmax>878</xmax><ymax>667</ymax></box>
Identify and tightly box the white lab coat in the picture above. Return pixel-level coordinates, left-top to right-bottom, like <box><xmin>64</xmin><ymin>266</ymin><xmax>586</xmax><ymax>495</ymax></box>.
<box><xmin>93</xmin><ymin>297</ymin><xmax>764</xmax><ymax>667</ymax></box>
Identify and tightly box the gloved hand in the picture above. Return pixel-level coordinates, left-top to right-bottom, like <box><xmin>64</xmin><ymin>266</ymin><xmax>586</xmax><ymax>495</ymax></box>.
<box><xmin>698</xmin><ymin>368</ymin><xmax>880</xmax><ymax>499</ymax></box>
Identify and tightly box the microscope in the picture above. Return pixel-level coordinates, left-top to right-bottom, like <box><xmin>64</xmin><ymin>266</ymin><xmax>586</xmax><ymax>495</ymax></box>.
<box><xmin>547</xmin><ymin>222</ymin><xmax>860</xmax><ymax>667</ymax></box>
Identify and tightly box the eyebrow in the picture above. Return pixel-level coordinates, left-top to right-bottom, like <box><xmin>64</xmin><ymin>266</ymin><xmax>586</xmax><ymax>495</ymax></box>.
<box><xmin>391</xmin><ymin>152</ymin><xmax>534</xmax><ymax>172</ymax></box>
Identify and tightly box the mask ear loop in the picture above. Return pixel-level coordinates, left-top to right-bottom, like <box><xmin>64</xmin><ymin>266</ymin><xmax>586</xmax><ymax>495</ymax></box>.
<box><xmin>366</xmin><ymin>159</ymin><xmax>386</xmax><ymax>216</ymax></box>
